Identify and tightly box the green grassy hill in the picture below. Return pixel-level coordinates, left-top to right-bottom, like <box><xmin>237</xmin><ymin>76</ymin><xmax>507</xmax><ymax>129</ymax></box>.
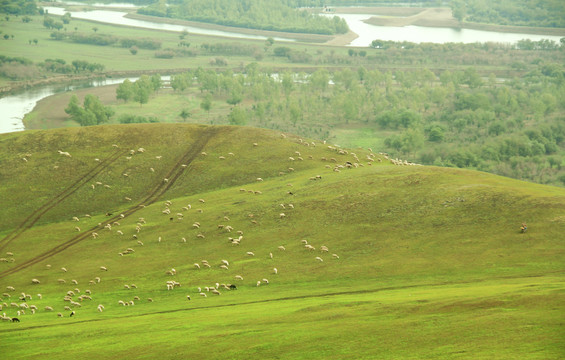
<box><xmin>0</xmin><ymin>124</ymin><xmax>564</xmax><ymax>359</ymax></box>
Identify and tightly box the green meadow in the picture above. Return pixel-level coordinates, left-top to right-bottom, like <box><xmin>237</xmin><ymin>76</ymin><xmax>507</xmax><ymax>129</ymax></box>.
<box><xmin>0</xmin><ymin>124</ymin><xmax>564</xmax><ymax>359</ymax></box>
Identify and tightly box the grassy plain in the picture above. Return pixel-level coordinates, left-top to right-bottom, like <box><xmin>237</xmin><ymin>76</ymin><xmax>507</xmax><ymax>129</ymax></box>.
<box><xmin>0</xmin><ymin>124</ymin><xmax>564</xmax><ymax>359</ymax></box>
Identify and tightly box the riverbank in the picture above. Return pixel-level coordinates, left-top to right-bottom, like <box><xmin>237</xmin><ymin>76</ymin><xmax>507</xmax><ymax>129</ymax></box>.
<box><xmin>359</xmin><ymin>7</ymin><xmax>565</xmax><ymax>36</ymax></box>
<box><xmin>125</xmin><ymin>13</ymin><xmax>336</xmax><ymax>44</ymax></box>
<box><xmin>0</xmin><ymin>69</ymin><xmax>186</xmax><ymax>97</ymax></box>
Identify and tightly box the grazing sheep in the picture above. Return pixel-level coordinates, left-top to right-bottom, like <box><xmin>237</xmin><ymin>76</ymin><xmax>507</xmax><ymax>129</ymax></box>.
<box><xmin>220</xmin><ymin>265</ymin><xmax>229</xmax><ymax>270</ymax></box>
<box><xmin>199</xmin><ymin>292</ymin><xmax>207</xmax><ymax>297</ymax></box>
<box><xmin>61</xmin><ymin>267</ymin><xmax>67</xmax><ymax>272</ymax></box>
<box><xmin>37</xmin><ymin>294</ymin><xmax>42</xmax><ymax>299</ymax></box>
<box><xmin>194</xmin><ymin>263</ymin><xmax>201</xmax><ymax>269</ymax></box>
<box><xmin>279</xmin><ymin>213</ymin><xmax>286</xmax><ymax>219</ymax></box>
<box><xmin>31</xmin><ymin>279</ymin><xmax>40</xmax><ymax>284</ymax></box>
<box><xmin>44</xmin><ymin>306</ymin><xmax>53</xmax><ymax>311</ymax></box>
<box><xmin>332</xmin><ymin>254</ymin><xmax>340</xmax><ymax>259</ymax></box>
<box><xmin>320</xmin><ymin>246</ymin><xmax>329</xmax><ymax>252</ymax></box>
<box><xmin>273</xmin><ymin>268</ymin><xmax>278</xmax><ymax>275</ymax></box>
<box><xmin>235</xmin><ymin>275</ymin><xmax>243</xmax><ymax>281</ymax></box>
<box><xmin>262</xmin><ymin>279</ymin><xmax>269</xmax><ymax>284</ymax></box>
<box><xmin>57</xmin><ymin>279</ymin><xmax>66</xmax><ymax>284</ymax></box>
<box><xmin>315</xmin><ymin>257</ymin><xmax>324</xmax><ymax>262</ymax></box>
<box><xmin>95</xmin><ymin>277</ymin><xmax>101</xmax><ymax>283</ymax></box>
<box><xmin>246</xmin><ymin>252</ymin><xmax>255</xmax><ymax>256</ymax></box>
<box><xmin>57</xmin><ymin>313</ymin><xmax>64</xmax><ymax>318</ymax></box>
<box><xmin>211</xmin><ymin>289</ymin><xmax>221</xmax><ymax>296</ymax></box>
<box><xmin>278</xmin><ymin>246</ymin><xmax>286</xmax><ymax>251</ymax></box>
<box><xmin>147</xmin><ymin>298</ymin><xmax>154</xmax><ymax>302</ymax></box>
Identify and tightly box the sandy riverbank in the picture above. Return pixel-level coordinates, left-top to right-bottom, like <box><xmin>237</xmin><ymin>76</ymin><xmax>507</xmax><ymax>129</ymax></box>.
<box><xmin>359</xmin><ymin>7</ymin><xmax>565</xmax><ymax>36</ymax></box>
<box><xmin>125</xmin><ymin>13</ymin><xmax>336</xmax><ymax>44</ymax></box>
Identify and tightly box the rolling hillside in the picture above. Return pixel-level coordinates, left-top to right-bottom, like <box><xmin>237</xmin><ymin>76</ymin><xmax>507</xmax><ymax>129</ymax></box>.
<box><xmin>0</xmin><ymin>124</ymin><xmax>564</xmax><ymax>359</ymax></box>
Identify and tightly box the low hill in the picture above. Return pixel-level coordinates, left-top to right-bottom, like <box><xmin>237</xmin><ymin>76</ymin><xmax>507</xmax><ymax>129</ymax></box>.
<box><xmin>0</xmin><ymin>124</ymin><xmax>564</xmax><ymax>359</ymax></box>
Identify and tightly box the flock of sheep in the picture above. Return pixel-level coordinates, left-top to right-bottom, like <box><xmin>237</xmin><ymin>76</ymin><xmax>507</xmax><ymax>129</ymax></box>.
<box><xmin>2</xmin><ymin>131</ymin><xmax>417</xmax><ymax>323</ymax></box>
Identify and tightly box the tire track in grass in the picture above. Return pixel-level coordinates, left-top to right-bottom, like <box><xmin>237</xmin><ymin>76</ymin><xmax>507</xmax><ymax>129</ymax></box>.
<box><xmin>0</xmin><ymin>127</ymin><xmax>222</xmax><ymax>279</ymax></box>
<box><xmin>0</xmin><ymin>148</ymin><xmax>129</xmax><ymax>252</ymax></box>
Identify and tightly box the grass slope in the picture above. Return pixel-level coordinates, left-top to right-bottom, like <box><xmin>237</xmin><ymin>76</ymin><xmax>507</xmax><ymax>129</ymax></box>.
<box><xmin>0</xmin><ymin>124</ymin><xmax>564</xmax><ymax>359</ymax></box>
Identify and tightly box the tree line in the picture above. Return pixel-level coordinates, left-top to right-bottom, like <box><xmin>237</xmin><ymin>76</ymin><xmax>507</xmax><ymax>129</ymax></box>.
<box><xmin>139</xmin><ymin>0</ymin><xmax>348</xmax><ymax>35</ymax></box>
<box><xmin>161</xmin><ymin>62</ymin><xmax>563</xmax><ymax>186</ymax></box>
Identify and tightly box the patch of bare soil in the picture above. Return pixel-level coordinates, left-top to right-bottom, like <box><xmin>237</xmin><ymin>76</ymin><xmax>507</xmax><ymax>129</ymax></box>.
<box><xmin>26</xmin><ymin>85</ymin><xmax>120</xmax><ymax>130</ymax></box>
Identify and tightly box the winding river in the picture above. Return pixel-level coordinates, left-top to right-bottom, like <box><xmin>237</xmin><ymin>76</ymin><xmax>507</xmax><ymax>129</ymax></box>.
<box><xmin>1</xmin><ymin>5</ymin><xmax>563</xmax><ymax>134</ymax></box>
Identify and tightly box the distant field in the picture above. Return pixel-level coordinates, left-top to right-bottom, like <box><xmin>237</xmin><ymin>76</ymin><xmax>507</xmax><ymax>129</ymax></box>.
<box><xmin>0</xmin><ymin>124</ymin><xmax>564</xmax><ymax>359</ymax></box>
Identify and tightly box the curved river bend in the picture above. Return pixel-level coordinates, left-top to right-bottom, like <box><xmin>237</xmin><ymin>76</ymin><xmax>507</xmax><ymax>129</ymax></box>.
<box><xmin>1</xmin><ymin>6</ymin><xmax>562</xmax><ymax>133</ymax></box>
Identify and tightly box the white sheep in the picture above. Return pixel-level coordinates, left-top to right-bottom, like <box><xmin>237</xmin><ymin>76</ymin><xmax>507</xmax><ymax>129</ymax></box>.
<box><xmin>31</xmin><ymin>278</ymin><xmax>40</xmax><ymax>284</ymax></box>
<box><xmin>315</xmin><ymin>257</ymin><xmax>324</xmax><ymax>262</ymax></box>
<box><xmin>235</xmin><ymin>275</ymin><xmax>243</xmax><ymax>281</ymax></box>
<box><xmin>278</xmin><ymin>245</ymin><xmax>286</xmax><ymax>251</ymax></box>
<box><xmin>246</xmin><ymin>252</ymin><xmax>255</xmax><ymax>256</ymax></box>
<box><xmin>273</xmin><ymin>268</ymin><xmax>278</xmax><ymax>275</ymax></box>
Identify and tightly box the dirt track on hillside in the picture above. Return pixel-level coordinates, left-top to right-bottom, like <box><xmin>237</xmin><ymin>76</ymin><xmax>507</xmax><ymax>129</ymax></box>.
<box><xmin>0</xmin><ymin>126</ymin><xmax>222</xmax><ymax>279</ymax></box>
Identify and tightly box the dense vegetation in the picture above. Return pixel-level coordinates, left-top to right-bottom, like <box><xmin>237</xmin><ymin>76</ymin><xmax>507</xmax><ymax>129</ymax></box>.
<box><xmin>139</xmin><ymin>0</ymin><xmax>348</xmax><ymax>35</ymax></box>
<box><xmin>114</xmin><ymin>58</ymin><xmax>564</xmax><ymax>187</ymax></box>
<box><xmin>451</xmin><ymin>0</ymin><xmax>565</xmax><ymax>28</ymax></box>
<box><xmin>0</xmin><ymin>0</ymin><xmax>37</xmax><ymax>15</ymax></box>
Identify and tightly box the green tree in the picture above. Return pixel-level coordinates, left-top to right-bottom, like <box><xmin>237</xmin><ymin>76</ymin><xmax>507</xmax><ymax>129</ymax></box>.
<box><xmin>116</xmin><ymin>79</ymin><xmax>134</xmax><ymax>103</ymax></box>
<box><xmin>179</xmin><ymin>109</ymin><xmax>191</xmax><ymax>121</ymax></box>
<box><xmin>134</xmin><ymin>76</ymin><xmax>152</xmax><ymax>107</ymax></box>
<box><xmin>84</xmin><ymin>94</ymin><xmax>114</xmax><ymax>124</ymax></box>
<box><xmin>228</xmin><ymin>107</ymin><xmax>247</xmax><ymax>126</ymax></box>
<box><xmin>200</xmin><ymin>94</ymin><xmax>212</xmax><ymax>118</ymax></box>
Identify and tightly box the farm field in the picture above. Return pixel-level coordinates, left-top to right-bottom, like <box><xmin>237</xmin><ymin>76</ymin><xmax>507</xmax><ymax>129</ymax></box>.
<box><xmin>0</xmin><ymin>124</ymin><xmax>564</xmax><ymax>359</ymax></box>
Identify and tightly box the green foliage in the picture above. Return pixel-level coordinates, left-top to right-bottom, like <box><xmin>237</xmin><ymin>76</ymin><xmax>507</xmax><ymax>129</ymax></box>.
<box><xmin>71</xmin><ymin>59</ymin><xmax>104</xmax><ymax>73</ymax></box>
<box><xmin>0</xmin><ymin>0</ymin><xmax>37</xmax><ymax>15</ymax></box>
<box><xmin>118</xmin><ymin>113</ymin><xmax>159</xmax><ymax>123</ymax></box>
<box><xmin>116</xmin><ymin>79</ymin><xmax>134</xmax><ymax>103</ymax></box>
<box><xmin>139</xmin><ymin>0</ymin><xmax>349</xmax><ymax>35</ymax></box>
<box><xmin>64</xmin><ymin>94</ymin><xmax>114</xmax><ymax>126</ymax></box>
<box><xmin>228</xmin><ymin>106</ymin><xmax>247</xmax><ymax>125</ymax></box>
<box><xmin>463</xmin><ymin>0</ymin><xmax>565</xmax><ymax>28</ymax></box>
<box><xmin>200</xmin><ymin>93</ymin><xmax>212</xmax><ymax>117</ymax></box>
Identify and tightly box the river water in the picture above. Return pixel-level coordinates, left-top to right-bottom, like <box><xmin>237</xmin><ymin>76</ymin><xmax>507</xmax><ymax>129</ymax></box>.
<box><xmin>1</xmin><ymin>6</ymin><xmax>562</xmax><ymax>134</ymax></box>
<box><xmin>0</xmin><ymin>76</ymin><xmax>160</xmax><ymax>133</ymax></box>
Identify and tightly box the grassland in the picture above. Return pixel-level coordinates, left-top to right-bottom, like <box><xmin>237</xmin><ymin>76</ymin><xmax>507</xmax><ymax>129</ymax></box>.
<box><xmin>0</xmin><ymin>124</ymin><xmax>564</xmax><ymax>359</ymax></box>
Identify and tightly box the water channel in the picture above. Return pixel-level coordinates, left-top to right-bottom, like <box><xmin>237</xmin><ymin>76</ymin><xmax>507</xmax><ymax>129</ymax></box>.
<box><xmin>1</xmin><ymin>5</ymin><xmax>562</xmax><ymax>133</ymax></box>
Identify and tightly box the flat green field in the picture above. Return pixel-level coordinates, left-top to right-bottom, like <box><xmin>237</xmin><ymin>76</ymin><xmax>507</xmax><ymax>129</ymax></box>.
<box><xmin>0</xmin><ymin>124</ymin><xmax>563</xmax><ymax>359</ymax></box>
